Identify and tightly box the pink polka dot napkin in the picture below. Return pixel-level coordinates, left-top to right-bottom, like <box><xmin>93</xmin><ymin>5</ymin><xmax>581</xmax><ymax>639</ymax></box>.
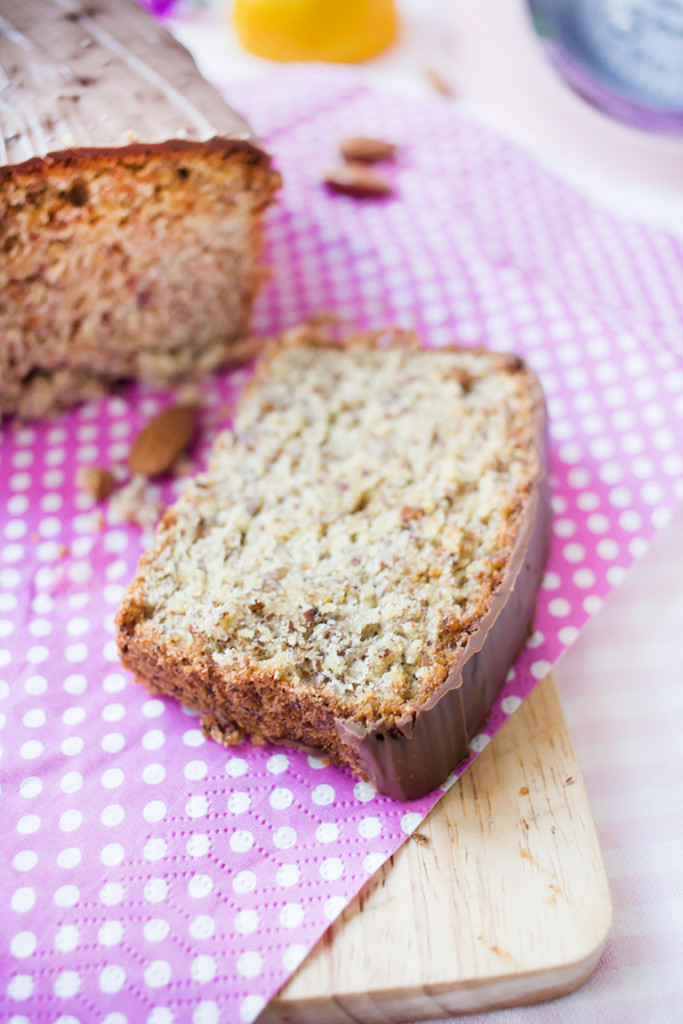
<box><xmin>3</xmin><ymin>67</ymin><xmax>683</xmax><ymax>1024</ymax></box>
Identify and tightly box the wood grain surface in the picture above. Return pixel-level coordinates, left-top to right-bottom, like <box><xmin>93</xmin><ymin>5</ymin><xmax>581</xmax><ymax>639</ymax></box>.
<box><xmin>262</xmin><ymin>672</ymin><xmax>611</xmax><ymax>1023</ymax></box>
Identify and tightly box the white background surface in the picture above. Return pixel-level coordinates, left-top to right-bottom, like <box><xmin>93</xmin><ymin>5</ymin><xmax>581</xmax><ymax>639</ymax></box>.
<box><xmin>172</xmin><ymin>3</ymin><xmax>683</xmax><ymax>1020</ymax></box>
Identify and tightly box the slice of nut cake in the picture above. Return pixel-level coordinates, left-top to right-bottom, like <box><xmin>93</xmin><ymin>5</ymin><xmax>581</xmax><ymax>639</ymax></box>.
<box><xmin>116</xmin><ymin>324</ymin><xmax>551</xmax><ymax>799</ymax></box>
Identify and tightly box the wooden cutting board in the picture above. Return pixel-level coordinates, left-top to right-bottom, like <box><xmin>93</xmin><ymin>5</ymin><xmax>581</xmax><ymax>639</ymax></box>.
<box><xmin>262</xmin><ymin>672</ymin><xmax>611</xmax><ymax>1023</ymax></box>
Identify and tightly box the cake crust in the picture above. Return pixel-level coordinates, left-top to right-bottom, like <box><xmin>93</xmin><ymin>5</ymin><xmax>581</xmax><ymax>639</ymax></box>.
<box><xmin>116</xmin><ymin>325</ymin><xmax>551</xmax><ymax>799</ymax></box>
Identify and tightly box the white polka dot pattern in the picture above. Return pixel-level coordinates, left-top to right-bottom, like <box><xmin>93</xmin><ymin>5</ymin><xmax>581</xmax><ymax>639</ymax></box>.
<box><xmin>2</xmin><ymin>62</ymin><xmax>683</xmax><ymax>1023</ymax></box>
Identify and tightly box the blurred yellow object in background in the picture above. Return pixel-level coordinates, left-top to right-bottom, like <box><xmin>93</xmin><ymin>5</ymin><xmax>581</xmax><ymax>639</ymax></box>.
<box><xmin>233</xmin><ymin>0</ymin><xmax>398</xmax><ymax>63</ymax></box>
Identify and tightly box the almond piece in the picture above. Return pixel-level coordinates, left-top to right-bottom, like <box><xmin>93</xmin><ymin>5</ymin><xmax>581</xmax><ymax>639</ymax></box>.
<box><xmin>221</xmin><ymin>336</ymin><xmax>263</xmax><ymax>367</ymax></box>
<box><xmin>77</xmin><ymin>465</ymin><xmax>116</xmax><ymax>502</ymax></box>
<box><xmin>425</xmin><ymin>68</ymin><xmax>455</xmax><ymax>97</ymax></box>
<box><xmin>129</xmin><ymin>405</ymin><xmax>195</xmax><ymax>477</ymax></box>
<box><xmin>323</xmin><ymin>163</ymin><xmax>393</xmax><ymax>199</ymax></box>
<box><xmin>338</xmin><ymin>136</ymin><xmax>396</xmax><ymax>163</ymax></box>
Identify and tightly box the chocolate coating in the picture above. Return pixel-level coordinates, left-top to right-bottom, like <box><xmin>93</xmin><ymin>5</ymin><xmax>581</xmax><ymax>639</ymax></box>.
<box><xmin>0</xmin><ymin>0</ymin><xmax>266</xmax><ymax>175</ymax></box>
<box><xmin>335</xmin><ymin>432</ymin><xmax>552</xmax><ymax>801</ymax></box>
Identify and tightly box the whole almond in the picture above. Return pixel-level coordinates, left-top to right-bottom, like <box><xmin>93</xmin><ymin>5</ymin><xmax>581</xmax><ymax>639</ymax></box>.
<box><xmin>77</xmin><ymin>465</ymin><xmax>116</xmax><ymax>502</ymax></box>
<box><xmin>338</xmin><ymin>136</ymin><xmax>396</xmax><ymax>163</ymax></box>
<box><xmin>129</xmin><ymin>405</ymin><xmax>195</xmax><ymax>477</ymax></box>
<box><xmin>323</xmin><ymin>163</ymin><xmax>393</xmax><ymax>199</ymax></box>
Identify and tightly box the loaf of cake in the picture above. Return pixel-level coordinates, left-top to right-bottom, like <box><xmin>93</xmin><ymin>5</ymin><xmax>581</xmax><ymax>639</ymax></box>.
<box><xmin>116</xmin><ymin>325</ymin><xmax>551</xmax><ymax>800</ymax></box>
<box><xmin>0</xmin><ymin>0</ymin><xmax>280</xmax><ymax>419</ymax></box>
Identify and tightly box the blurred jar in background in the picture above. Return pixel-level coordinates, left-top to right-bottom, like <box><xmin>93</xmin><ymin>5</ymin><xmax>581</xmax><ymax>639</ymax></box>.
<box><xmin>529</xmin><ymin>0</ymin><xmax>683</xmax><ymax>134</ymax></box>
<box><xmin>233</xmin><ymin>0</ymin><xmax>398</xmax><ymax>62</ymax></box>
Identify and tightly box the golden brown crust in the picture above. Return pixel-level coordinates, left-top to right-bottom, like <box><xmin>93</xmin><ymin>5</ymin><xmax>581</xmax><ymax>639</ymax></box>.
<box><xmin>116</xmin><ymin>613</ymin><xmax>366</xmax><ymax>775</ymax></box>
<box><xmin>0</xmin><ymin>137</ymin><xmax>274</xmax><ymax>185</ymax></box>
